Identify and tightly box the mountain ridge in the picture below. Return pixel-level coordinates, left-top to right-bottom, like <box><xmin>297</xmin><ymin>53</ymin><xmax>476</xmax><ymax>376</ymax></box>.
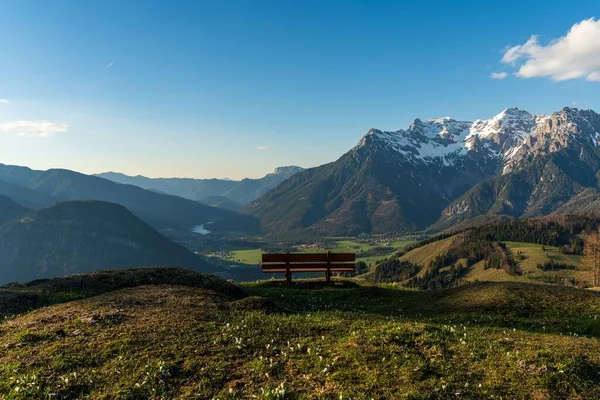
<box><xmin>96</xmin><ymin>166</ymin><xmax>304</xmax><ymax>206</ymax></box>
<box><xmin>0</xmin><ymin>163</ymin><xmax>253</xmax><ymax>230</ymax></box>
<box><xmin>246</xmin><ymin>106</ymin><xmax>600</xmax><ymax>235</ymax></box>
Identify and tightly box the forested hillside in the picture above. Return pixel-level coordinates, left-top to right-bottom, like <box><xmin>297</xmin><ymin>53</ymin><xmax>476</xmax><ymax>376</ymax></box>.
<box><xmin>374</xmin><ymin>216</ymin><xmax>598</xmax><ymax>289</ymax></box>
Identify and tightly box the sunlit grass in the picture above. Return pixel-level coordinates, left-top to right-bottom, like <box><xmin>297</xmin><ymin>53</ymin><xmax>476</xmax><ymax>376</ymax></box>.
<box><xmin>1</xmin><ymin>271</ymin><xmax>600</xmax><ymax>398</ymax></box>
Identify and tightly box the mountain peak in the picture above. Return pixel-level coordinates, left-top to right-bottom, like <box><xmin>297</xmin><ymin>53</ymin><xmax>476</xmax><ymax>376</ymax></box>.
<box><xmin>560</xmin><ymin>106</ymin><xmax>580</xmax><ymax>113</ymax></box>
<box><xmin>492</xmin><ymin>107</ymin><xmax>533</xmax><ymax>121</ymax></box>
<box><xmin>426</xmin><ymin>116</ymin><xmax>455</xmax><ymax>124</ymax></box>
<box><xmin>366</xmin><ymin>128</ymin><xmax>382</xmax><ymax>136</ymax></box>
<box><xmin>407</xmin><ymin>117</ymin><xmax>470</xmax><ymax>139</ymax></box>
<box><xmin>503</xmin><ymin>106</ymin><xmax>529</xmax><ymax>113</ymax></box>
<box><xmin>273</xmin><ymin>166</ymin><xmax>304</xmax><ymax>175</ymax></box>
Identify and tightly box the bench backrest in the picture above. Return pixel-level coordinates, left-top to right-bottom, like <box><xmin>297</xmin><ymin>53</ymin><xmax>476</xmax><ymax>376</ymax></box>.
<box><xmin>261</xmin><ymin>252</ymin><xmax>355</xmax><ymax>273</ymax></box>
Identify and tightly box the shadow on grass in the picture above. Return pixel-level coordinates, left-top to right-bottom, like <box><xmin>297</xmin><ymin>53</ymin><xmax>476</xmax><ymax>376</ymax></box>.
<box><xmin>251</xmin><ymin>279</ymin><xmax>362</xmax><ymax>290</ymax></box>
<box><xmin>245</xmin><ymin>278</ymin><xmax>600</xmax><ymax>338</ymax></box>
<box><xmin>3</xmin><ymin>269</ymin><xmax>600</xmax><ymax>340</ymax></box>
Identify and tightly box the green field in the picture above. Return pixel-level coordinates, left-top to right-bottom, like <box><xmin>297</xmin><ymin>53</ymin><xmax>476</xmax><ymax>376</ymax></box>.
<box><xmin>218</xmin><ymin>238</ymin><xmax>417</xmax><ymax>267</ymax></box>
<box><xmin>505</xmin><ymin>241</ymin><xmax>582</xmax><ymax>268</ymax></box>
<box><xmin>224</xmin><ymin>249</ymin><xmax>264</xmax><ymax>265</ymax></box>
<box><xmin>400</xmin><ymin>236</ymin><xmax>457</xmax><ymax>277</ymax></box>
<box><xmin>505</xmin><ymin>241</ymin><xmax>590</xmax><ymax>284</ymax></box>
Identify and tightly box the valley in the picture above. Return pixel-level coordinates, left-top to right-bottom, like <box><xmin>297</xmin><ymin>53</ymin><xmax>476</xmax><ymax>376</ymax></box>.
<box><xmin>0</xmin><ymin>106</ymin><xmax>598</xmax><ymax>299</ymax></box>
<box><xmin>205</xmin><ymin>237</ymin><xmax>417</xmax><ymax>268</ymax></box>
<box><xmin>1</xmin><ymin>154</ymin><xmax>597</xmax><ymax>291</ymax></box>
<box><xmin>96</xmin><ymin>166</ymin><xmax>304</xmax><ymax>207</ymax></box>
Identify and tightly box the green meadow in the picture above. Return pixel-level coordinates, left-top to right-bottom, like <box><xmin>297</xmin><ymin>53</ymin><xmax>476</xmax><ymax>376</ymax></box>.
<box><xmin>1</xmin><ymin>268</ymin><xmax>600</xmax><ymax>399</ymax></box>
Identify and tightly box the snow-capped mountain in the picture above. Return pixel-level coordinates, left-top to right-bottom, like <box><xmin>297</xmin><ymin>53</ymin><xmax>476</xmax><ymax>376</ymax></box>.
<box><xmin>246</xmin><ymin>107</ymin><xmax>600</xmax><ymax>235</ymax></box>
<box><xmin>354</xmin><ymin>107</ymin><xmax>537</xmax><ymax>167</ymax></box>
<box><xmin>354</xmin><ymin>107</ymin><xmax>600</xmax><ymax>174</ymax></box>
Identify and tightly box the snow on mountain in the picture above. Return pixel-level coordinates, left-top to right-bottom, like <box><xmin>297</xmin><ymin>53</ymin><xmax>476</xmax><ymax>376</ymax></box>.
<box><xmin>355</xmin><ymin>107</ymin><xmax>599</xmax><ymax>173</ymax></box>
<box><xmin>468</xmin><ymin>108</ymin><xmax>537</xmax><ymax>141</ymax></box>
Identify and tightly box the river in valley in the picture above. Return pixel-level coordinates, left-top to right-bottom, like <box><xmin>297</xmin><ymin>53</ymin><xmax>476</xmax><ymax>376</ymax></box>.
<box><xmin>192</xmin><ymin>222</ymin><xmax>213</xmax><ymax>235</ymax></box>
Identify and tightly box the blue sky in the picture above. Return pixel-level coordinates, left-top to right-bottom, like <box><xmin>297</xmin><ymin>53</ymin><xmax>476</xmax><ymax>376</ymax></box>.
<box><xmin>0</xmin><ymin>0</ymin><xmax>599</xmax><ymax>179</ymax></box>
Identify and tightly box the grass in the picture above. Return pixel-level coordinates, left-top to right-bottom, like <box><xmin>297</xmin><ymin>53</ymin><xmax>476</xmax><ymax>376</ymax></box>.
<box><xmin>225</xmin><ymin>249</ymin><xmax>263</xmax><ymax>265</ymax></box>
<box><xmin>464</xmin><ymin>260</ymin><xmax>522</xmax><ymax>282</ymax></box>
<box><xmin>504</xmin><ymin>242</ymin><xmax>590</xmax><ymax>285</ymax></box>
<box><xmin>505</xmin><ymin>241</ymin><xmax>582</xmax><ymax>269</ymax></box>
<box><xmin>1</xmin><ymin>268</ymin><xmax>600</xmax><ymax>398</ymax></box>
<box><xmin>400</xmin><ymin>236</ymin><xmax>456</xmax><ymax>276</ymax></box>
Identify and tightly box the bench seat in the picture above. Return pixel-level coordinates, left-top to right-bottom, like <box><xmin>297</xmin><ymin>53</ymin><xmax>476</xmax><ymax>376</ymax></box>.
<box><xmin>261</xmin><ymin>252</ymin><xmax>356</xmax><ymax>282</ymax></box>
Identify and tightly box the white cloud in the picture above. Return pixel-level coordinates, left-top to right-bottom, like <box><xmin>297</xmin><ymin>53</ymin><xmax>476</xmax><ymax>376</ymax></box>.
<box><xmin>256</xmin><ymin>146</ymin><xmax>268</xmax><ymax>151</ymax></box>
<box><xmin>500</xmin><ymin>18</ymin><xmax>600</xmax><ymax>82</ymax></box>
<box><xmin>0</xmin><ymin>99</ymin><xmax>9</xmax><ymax>104</ymax></box>
<box><xmin>588</xmin><ymin>71</ymin><xmax>600</xmax><ymax>82</ymax></box>
<box><xmin>0</xmin><ymin>120</ymin><xmax>68</xmax><ymax>137</ymax></box>
<box><xmin>490</xmin><ymin>71</ymin><xmax>508</xmax><ymax>80</ymax></box>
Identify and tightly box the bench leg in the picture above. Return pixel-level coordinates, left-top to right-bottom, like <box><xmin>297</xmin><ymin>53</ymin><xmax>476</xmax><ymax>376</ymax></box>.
<box><xmin>286</xmin><ymin>271</ymin><xmax>292</xmax><ymax>284</ymax></box>
<box><xmin>325</xmin><ymin>270</ymin><xmax>331</xmax><ymax>283</ymax></box>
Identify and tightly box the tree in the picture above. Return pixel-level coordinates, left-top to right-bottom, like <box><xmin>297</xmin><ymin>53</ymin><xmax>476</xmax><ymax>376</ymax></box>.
<box><xmin>355</xmin><ymin>261</ymin><xmax>368</xmax><ymax>275</ymax></box>
<box><xmin>583</xmin><ymin>230</ymin><xmax>600</xmax><ymax>287</ymax></box>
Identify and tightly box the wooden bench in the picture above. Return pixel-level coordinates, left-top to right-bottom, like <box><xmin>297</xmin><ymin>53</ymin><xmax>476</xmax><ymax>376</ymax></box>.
<box><xmin>261</xmin><ymin>252</ymin><xmax>356</xmax><ymax>283</ymax></box>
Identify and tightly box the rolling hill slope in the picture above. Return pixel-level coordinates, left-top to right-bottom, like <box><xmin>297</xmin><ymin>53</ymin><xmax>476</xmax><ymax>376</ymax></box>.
<box><xmin>0</xmin><ymin>201</ymin><xmax>216</xmax><ymax>284</ymax></box>
<box><xmin>1</xmin><ymin>268</ymin><xmax>599</xmax><ymax>398</ymax></box>
<box><xmin>197</xmin><ymin>195</ymin><xmax>242</xmax><ymax>211</ymax></box>
<box><xmin>379</xmin><ymin>217</ymin><xmax>594</xmax><ymax>288</ymax></box>
<box><xmin>0</xmin><ymin>178</ymin><xmax>54</xmax><ymax>208</ymax></box>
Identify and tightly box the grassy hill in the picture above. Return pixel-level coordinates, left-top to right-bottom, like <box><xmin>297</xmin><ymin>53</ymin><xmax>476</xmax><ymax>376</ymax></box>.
<box><xmin>382</xmin><ymin>218</ymin><xmax>595</xmax><ymax>288</ymax></box>
<box><xmin>400</xmin><ymin>235</ymin><xmax>456</xmax><ymax>272</ymax></box>
<box><xmin>397</xmin><ymin>237</ymin><xmax>589</xmax><ymax>285</ymax></box>
<box><xmin>1</xmin><ymin>268</ymin><xmax>600</xmax><ymax>398</ymax></box>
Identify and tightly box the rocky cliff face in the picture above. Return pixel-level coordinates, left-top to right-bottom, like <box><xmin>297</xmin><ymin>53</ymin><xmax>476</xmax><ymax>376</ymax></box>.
<box><xmin>434</xmin><ymin>108</ymin><xmax>600</xmax><ymax>231</ymax></box>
